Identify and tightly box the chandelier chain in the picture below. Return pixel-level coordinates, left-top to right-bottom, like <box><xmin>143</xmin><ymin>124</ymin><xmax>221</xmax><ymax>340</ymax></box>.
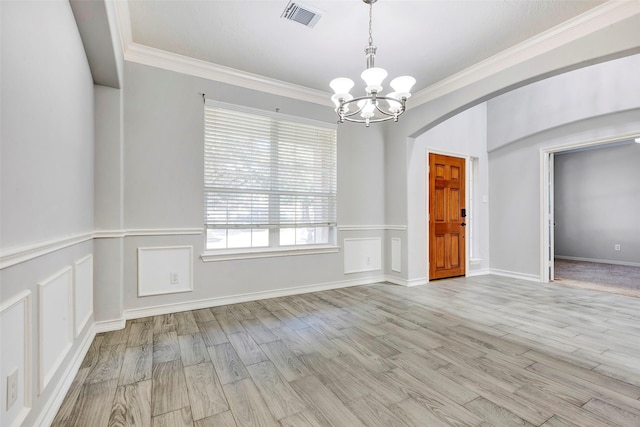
<box><xmin>368</xmin><ymin>1</ymin><xmax>373</xmax><ymax>47</ymax></box>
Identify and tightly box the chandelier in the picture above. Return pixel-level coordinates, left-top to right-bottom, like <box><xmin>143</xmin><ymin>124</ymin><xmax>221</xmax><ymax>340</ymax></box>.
<box><xmin>330</xmin><ymin>0</ymin><xmax>415</xmax><ymax>126</ymax></box>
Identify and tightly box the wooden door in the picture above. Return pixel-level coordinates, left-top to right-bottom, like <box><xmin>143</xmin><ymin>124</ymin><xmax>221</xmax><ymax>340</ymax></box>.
<box><xmin>429</xmin><ymin>153</ymin><xmax>466</xmax><ymax>280</ymax></box>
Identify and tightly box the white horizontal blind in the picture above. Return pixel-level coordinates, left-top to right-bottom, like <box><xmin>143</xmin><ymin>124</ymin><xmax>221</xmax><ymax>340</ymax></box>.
<box><xmin>204</xmin><ymin>103</ymin><xmax>337</xmax><ymax>230</ymax></box>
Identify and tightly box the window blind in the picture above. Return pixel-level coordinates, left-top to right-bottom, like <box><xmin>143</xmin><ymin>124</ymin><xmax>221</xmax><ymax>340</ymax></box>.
<box><xmin>204</xmin><ymin>102</ymin><xmax>337</xmax><ymax>230</ymax></box>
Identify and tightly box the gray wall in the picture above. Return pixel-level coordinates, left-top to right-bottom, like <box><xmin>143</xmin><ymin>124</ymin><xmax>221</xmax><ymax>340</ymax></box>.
<box><xmin>488</xmin><ymin>54</ymin><xmax>640</xmax><ymax>152</ymax></box>
<box><xmin>117</xmin><ymin>62</ymin><xmax>387</xmax><ymax>314</ymax></box>
<box><xmin>93</xmin><ymin>85</ymin><xmax>125</xmax><ymax>322</ymax></box>
<box><xmin>555</xmin><ymin>143</ymin><xmax>640</xmax><ymax>265</ymax></box>
<box><xmin>487</xmin><ymin>54</ymin><xmax>640</xmax><ymax>279</ymax></box>
<box><xmin>406</xmin><ymin>103</ymin><xmax>491</xmax><ymax>281</ymax></box>
<box><xmin>0</xmin><ymin>1</ymin><xmax>95</xmax><ymax>425</ymax></box>
<box><xmin>1</xmin><ymin>2</ymin><xmax>94</xmax><ymax>246</ymax></box>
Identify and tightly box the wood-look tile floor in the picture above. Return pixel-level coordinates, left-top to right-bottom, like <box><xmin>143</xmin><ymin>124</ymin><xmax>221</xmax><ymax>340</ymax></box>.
<box><xmin>53</xmin><ymin>275</ymin><xmax>640</xmax><ymax>426</ymax></box>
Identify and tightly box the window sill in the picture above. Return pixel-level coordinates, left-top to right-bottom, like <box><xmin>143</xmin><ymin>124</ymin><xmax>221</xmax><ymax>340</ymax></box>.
<box><xmin>201</xmin><ymin>245</ymin><xmax>340</xmax><ymax>262</ymax></box>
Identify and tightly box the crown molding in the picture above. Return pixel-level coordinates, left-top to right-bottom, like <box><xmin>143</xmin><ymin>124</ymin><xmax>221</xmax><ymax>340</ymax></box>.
<box><xmin>112</xmin><ymin>1</ymin><xmax>640</xmax><ymax>108</ymax></box>
<box><xmin>410</xmin><ymin>0</ymin><xmax>640</xmax><ymax>107</ymax></box>
<box><xmin>124</xmin><ymin>43</ymin><xmax>331</xmax><ymax>106</ymax></box>
<box><xmin>113</xmin><ymin>0</ymin><xmax>329</xmax><ymax>104</ymax></box>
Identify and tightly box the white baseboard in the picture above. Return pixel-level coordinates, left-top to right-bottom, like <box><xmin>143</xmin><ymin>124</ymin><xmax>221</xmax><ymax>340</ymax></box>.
<box><xmin>384</xmin><ymin>276</ymin><xmax>407</xmax><ymax>286</ymax></box>
<box><xmin>467</xmin><ymin>268</ymin><xmax>491</xmax><ymax>277</ymax></box>
<box><xmin>387</xmin><ymin>272</ymin><xmax>498</xmax><ymax>286</ymax></box>
<box><xmin>124</xmin><ymin>276</ymin><xmax>388</xmax><ymax>320</ymax></box>
<box><xmin>406</xmin><ymin>277</ymin><xmax>428</xmax><ymax>287</ymax></box>
<box><xmin>34</xmin><ymin>324</ymin><xmax>96</xmax><ymax>427</ymax></box>
<box><xmin>385</xmin><ymin>276</ymin><xmax>428</xmax><ymax>287</ymax></box>
<box><xmin>555</xmin><ymin>255</ymin><xmax>640</xmax><ymax>268</ymax></box>
<box><xmin>95</xmin><ymin>318</ymin><xmax>126</xmax><ymax>333</ymax></box>
<box><xmin>490</xmin><ymin>269</ymin><xmax>541</xmax><ymax>282</ymax></box>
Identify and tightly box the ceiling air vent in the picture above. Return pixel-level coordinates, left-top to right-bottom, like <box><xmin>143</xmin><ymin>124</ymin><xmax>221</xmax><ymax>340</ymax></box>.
<box><xmin>281</xmin><ymin>1</ymin><xmax>323</xmax><ymax>28</ymax></box>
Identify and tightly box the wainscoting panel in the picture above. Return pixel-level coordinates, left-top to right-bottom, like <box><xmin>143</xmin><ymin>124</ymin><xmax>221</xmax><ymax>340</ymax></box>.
<box><xmin>137</xmin><ymin>246</ymin><xmax>193</xmax><ymax>296</ymax></box>
<box><xmin>391</xmin><ymin>237</ymin><xmax>401</xmax><ymax>273</ymax></box>
<box><xmin>38</xmin><ymin>267</ymin><xmax>73</xmax><ymax>393</ymax></box>
<box><xmin>1</xmin><ymin>291</ymin><xmax>31</xmax><ymax>427</ymax></box>
<box><xmin>344</xmin><ymin>237</ymin><xmax>382</xmax><ymax>274</ymax></box>
<box><xmin>73</xmin><ymin>254</ymin><xmax>93</xmax><ymax>337</ymax></box>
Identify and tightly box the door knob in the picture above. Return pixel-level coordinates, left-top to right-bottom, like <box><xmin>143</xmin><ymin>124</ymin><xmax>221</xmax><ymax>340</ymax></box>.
<box><xmin>461</xmin><ymin>222</ymin><xmax>466</xmax><ymax>227</ymax></box>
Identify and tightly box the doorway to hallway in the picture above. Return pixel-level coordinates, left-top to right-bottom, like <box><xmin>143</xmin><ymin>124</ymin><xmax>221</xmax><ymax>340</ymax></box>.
<box><xmin>541</xmin><ymin>135</ymin><xmax>640</xmax><ymax>298</ymax></box>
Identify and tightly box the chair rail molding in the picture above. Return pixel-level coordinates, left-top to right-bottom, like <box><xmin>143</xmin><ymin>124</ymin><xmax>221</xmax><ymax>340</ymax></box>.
<box><xmin>1</xmin><ymin>228</ymin><xmax>204</xmax><ymax>269</ymax></box>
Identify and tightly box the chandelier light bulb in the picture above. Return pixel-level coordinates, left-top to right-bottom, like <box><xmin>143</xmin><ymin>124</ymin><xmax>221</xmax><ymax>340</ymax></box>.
<box><xmin>358</xmin><ymin>100</ymin><xmax>376</xmax><ymax>119</ymax></box>
<box><xmin>390</xmin><ymin>76</ymin><xmax>416</xmax><ymax>99</ymax></box>
<box><xmin>330</xmin><ymin>78</ymin><xmax>355</xmax><ymax>97</ymax></box>
<box><xmin>361</xmin><ymin>67</ymin><xmax>388</xmax><ymax>93</ymax></box>
<box><xmin>386</xmin><ymin>93</ymin><xmax>403</xmax><ymax>113</ymax></box>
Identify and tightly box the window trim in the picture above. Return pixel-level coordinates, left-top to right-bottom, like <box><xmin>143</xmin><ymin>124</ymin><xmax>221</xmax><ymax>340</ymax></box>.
<box><xmin>203</xmin><ymin>100</ymin><xmax>338</xmax><ymax>254</ymax></box>
<box><xmin>200</xmin><ymin>244</ymin><xmax>340</xmax><ymax>262</ymax></box>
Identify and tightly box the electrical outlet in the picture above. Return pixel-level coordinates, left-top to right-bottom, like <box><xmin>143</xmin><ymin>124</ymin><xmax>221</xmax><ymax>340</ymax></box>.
<box><xmin>170</xmin><ymin>272</ymin><xmax>179</xmax><ymax>285</ymax></box>
<box><xmin>615</xmin><ymin>244</ymin><xmax>621</xmax><ymax>251</ymax></box>
<box><xmin>7</xmin><ymin>368</ymin><xmax>18</xmax><ymax>410</ymax></box>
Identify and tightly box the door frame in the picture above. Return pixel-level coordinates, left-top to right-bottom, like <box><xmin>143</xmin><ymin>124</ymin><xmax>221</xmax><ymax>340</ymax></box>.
<box><xmin>539</xmin><ymin>132</ymin><xmax>639</xmax><ymax>283</ymax></box>
<box><xmin>426</xmin><ymin>149</ymin><xmax>471</xmax><ymax>281</ymax></box>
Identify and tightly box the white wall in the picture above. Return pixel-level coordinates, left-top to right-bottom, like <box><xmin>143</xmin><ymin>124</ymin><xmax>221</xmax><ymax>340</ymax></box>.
<box><xmin>0</xmin><ymin>1</ymin><xmax>95</xmax><ymax>426</ymax></box>
<box><xmin>487</xmin><ymin>54</ymin><xmax>640</xmax><ymax>279</ymax></box>
<box><xmin>555</xmin><ymin>143</ymin><xmax>640</xmax><ymax>265</ymax></box>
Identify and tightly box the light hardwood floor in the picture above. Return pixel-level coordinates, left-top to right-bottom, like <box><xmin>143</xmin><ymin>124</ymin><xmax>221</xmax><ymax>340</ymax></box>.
<box><xmin>53</xmin><ymin>275</ymin><xmax>640</xmax><ymax>426</ymax></box>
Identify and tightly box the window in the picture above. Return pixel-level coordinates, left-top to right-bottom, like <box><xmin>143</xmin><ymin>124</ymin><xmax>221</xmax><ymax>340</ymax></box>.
<box><xmin>204</xmin><ymin>101</ymin><xmax>337</xmax><ymax>253</ymax></box>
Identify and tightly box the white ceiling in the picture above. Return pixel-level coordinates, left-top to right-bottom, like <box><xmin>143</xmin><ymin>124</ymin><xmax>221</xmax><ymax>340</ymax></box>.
<box><xmin>125</xmin><ymin>0</ymin><xmax>604</xmax><ymax>96</ymax></box>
